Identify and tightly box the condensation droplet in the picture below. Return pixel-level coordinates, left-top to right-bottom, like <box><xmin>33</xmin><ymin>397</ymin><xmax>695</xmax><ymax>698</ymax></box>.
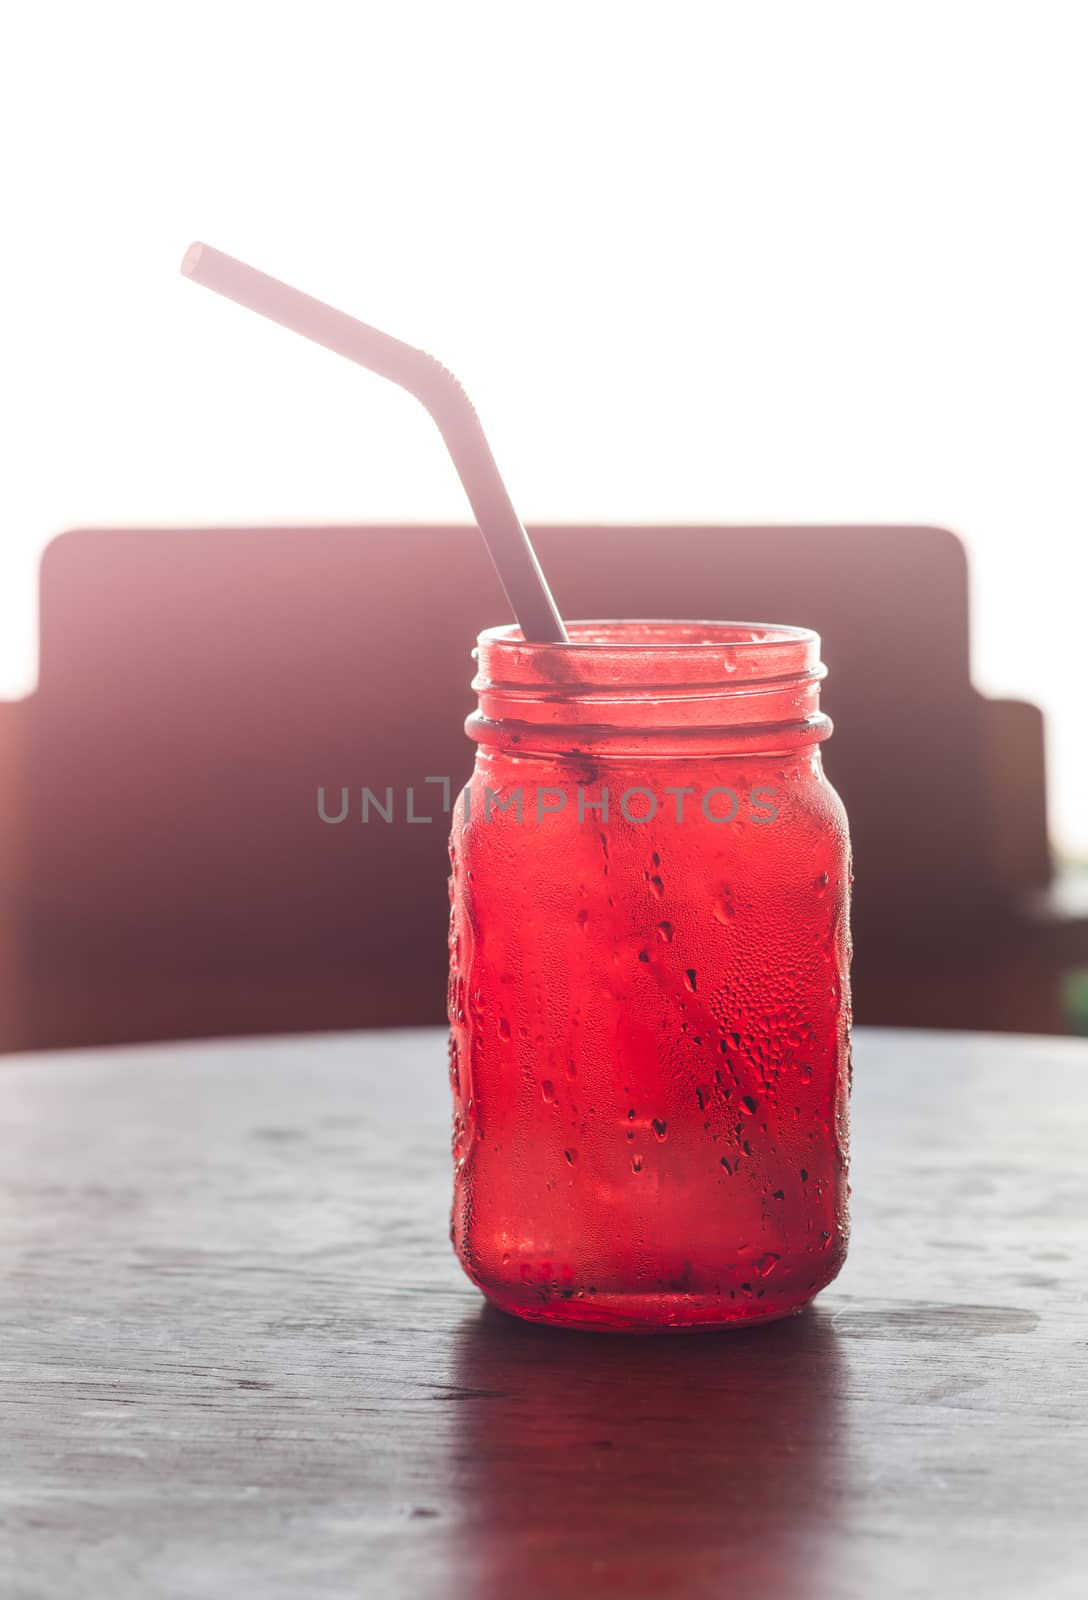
<box><xmin>651</xmin><ymin>1118</ymin><xmax>668</xmax><ymax>1140</ymax></box>
<box><xmin>712</xmin><ymin>888</ymin><xmax>735</xmax><ymax>923</ymax></box>
<box><xmin>656</xmin><ymin>921</ymin><xmax>674</xmax><ymax>942</ymax></box>
<box><xmin>541</xmin><ymin>1080</ymin><xmax>557</xmax><ymax>1104</ymax></box>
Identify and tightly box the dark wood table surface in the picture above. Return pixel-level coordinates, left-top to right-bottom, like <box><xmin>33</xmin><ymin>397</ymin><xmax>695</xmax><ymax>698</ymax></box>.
<box><xmin>1</xmin><ymin>1026</ymin><xmax>1086</xmax><ymax>1599</ymax></box>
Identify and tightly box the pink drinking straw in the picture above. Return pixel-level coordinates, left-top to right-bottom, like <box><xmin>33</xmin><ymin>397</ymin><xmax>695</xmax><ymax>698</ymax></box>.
<box><xmin>181</xmin><ymin>242</ymin><xmax>568</xmax><ymax>644</ymax></box>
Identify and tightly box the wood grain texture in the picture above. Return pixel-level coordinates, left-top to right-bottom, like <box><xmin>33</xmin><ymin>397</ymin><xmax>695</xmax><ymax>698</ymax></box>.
<box><xmin>1</xmin><ymin>1027</ymin><xmax>1086</xmax><ymax>1599</ymax></box>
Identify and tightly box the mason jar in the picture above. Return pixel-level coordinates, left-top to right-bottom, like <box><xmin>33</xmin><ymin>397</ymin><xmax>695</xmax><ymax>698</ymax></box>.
<box><xmin>447</xmin><ymin>621</ymin><xmax>852</xmax><ymax>1331</ymax></box>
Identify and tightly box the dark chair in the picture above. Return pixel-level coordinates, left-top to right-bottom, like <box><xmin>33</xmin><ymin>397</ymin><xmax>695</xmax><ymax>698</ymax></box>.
<box><xmin>1</xmin><ymin>523</ymin><xmax>1082</xmax><ymax>1051</ymax></box>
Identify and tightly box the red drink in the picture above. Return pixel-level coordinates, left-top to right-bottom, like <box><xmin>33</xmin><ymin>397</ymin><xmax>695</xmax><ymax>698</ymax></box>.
<box><xmin>448</xmin><ymin>622</ymin><xmax>852</xmax><ymax>1331</ymax></box>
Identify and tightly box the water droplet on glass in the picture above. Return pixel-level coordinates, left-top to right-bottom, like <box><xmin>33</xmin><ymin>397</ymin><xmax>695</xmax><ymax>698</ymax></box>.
<box><xmin>720</xmin><ymin>1157</ymin><xmax>733</xmax><ymax>1173</ymax></box>
<box><xmin>684</xmin><ymin>969</ymin><xmax>698</xmax><ymax>993</ymax></box>
<box><xmin>649</xmin><ymin>876</ymin><xmax>665</xmax><ymax>899</ymax></box>
<box><xmin>651</xmin><ymin>1118</ymin><xmax>668</xmax><ymax>1140</ymax></box>
<box><xmin>656</xmin><ymin>921</ymin><xmax>674</xmax><ymax>943</ymax></box>
<box><xmin>754</xmin><ymin>1251</ymin><xmax>780</xmax><ymax>1277</ymax></box>
<box><xmin>638</xmin><ymin>949</ymin><xmax>650</xmax><ymax>963</ymax></box>
<box><xmin>712</xmin><ymin>888</ymin><xmax>735</xmax><ymax>924</ymax></box>
<box><xmin>564</xmin><ymin>1149</ymin><xmax>577</xmax><ymax>1166</ymax></box>
<box><xmin>631</xmin><ymin>1155</ymin><xmax>644</xmax><ymax>1173</ymax></box>
<box><xmin>541</xmin><ymin>1080</ymin><xmax>557</xmax><ymax>1104</ymax></box>
<box><xmin>497</xmin><ymin>1018</ymin><xmax>511</xmax><ymax>1041</ymax></box>
<box><xmin>741</xmin><ymin>1095</ymin><xmax>758</xmax><ymax>1115</ymax></box>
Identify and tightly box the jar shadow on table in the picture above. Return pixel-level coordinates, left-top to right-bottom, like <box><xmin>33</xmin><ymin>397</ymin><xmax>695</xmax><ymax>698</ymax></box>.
<box><xmin>443</xmin><ymin>1302</ymin><xmax>847</xmax><ymax>1600</ymax></box>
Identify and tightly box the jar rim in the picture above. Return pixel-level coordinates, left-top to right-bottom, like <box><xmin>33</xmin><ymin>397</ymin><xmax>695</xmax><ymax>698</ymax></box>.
<box><xmin>471</xmin><ymin>620</ymin><xmax>828</xmax><ymax>744</ymax></box>
<box><xmin>478</xmin><ymin>619</ymin><xmax>819</xmax><ymax>653</ymax></box>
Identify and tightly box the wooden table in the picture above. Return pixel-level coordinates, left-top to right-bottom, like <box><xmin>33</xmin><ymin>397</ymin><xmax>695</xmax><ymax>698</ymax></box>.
<box><xmin>1</xmin><ymin>1027</ymin><xmax>1085</xmax><ymax>1599</ymax></box>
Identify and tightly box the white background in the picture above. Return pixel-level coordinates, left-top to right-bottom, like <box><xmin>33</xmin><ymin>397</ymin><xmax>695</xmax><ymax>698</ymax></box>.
<box><xmin>2</xmin><ymin>1</ymin><xmax>1085</xmax><ymax>853</ymax></box>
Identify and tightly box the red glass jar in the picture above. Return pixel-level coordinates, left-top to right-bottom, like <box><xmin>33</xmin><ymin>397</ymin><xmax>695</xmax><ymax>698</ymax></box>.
<box><xmin>447</xmin><ymin>621</ymin><xmax>852</xmax><ymax>1331</ymax></box>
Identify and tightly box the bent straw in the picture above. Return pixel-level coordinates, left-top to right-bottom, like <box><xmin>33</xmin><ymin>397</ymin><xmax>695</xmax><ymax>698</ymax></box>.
<box><xmin>180</xmin><ymin>243</ymin><xmax>568</xmax><ymax>644</ymax></box>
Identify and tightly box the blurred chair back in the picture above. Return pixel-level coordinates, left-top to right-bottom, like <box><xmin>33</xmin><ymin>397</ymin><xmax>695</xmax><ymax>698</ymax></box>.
<box><xmin>2</xmin><ymin>524</ymin><xmax>1057</xmax><ymax>1048</ymax></box>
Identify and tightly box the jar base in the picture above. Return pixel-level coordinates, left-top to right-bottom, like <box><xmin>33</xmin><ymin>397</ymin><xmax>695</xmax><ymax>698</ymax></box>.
<box><xmin>474</xmin><ymin>1284</ymin><xmax>825</xmax><ymax>1335</ymax></box>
